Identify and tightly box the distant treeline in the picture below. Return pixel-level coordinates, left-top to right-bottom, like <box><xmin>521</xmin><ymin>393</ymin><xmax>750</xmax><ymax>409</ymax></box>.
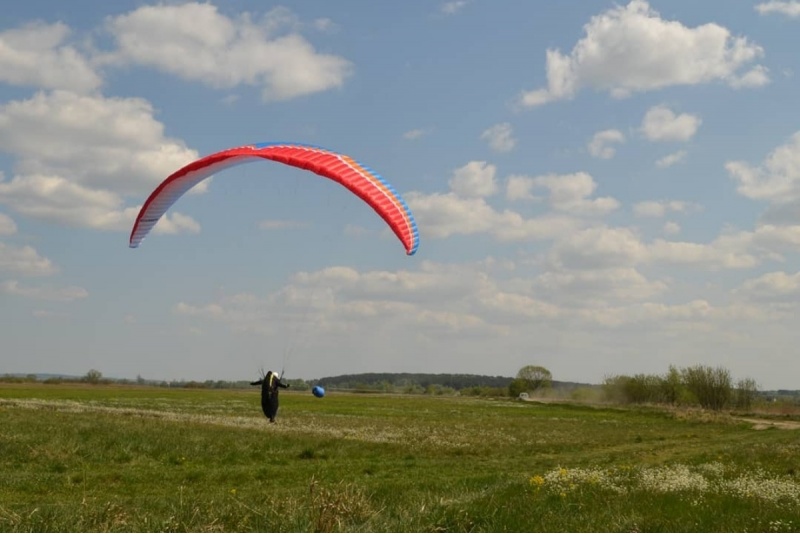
<box><xmin>316</xmin><ymin>372</ymin><xmax>512</xmax><ymax>391</ymax></box>
<box><xmin>314</xmin><ymin>372</ymin><xmax>591</xmax><ymax>393</ymax></box>
<box><xmin>4</xmin><ymin>370</ymin><xmax>799</xmax><ymax>412</ymax></box>
<box><xmin>0</xmin><ymin>370</ymin><xmax>585</xmax><ymax>395</ymax></box>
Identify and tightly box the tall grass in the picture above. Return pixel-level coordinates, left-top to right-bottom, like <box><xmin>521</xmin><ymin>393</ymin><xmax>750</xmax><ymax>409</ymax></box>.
<box><xmin>1</xmin><ymin>383</ymin><xmax>799</xmax><ymax>532</ymax></box>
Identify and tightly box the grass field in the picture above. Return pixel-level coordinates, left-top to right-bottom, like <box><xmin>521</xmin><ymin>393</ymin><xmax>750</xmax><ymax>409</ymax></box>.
<box><xmin>1</xmin><ymin>383</ymin><xmax>799</xmax><ymax>532</ymax></box>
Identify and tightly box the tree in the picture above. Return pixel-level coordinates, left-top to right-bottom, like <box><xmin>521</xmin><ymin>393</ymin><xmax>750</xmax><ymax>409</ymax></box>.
<box><xmin>734</xmin><ymin>378</ymin><xmax>759</xmax><ymax>410</ymax></box>
<box><xmin>84</xmin><ymin>369</ymin><xmax>103</xmax><ymax>384</ymax></box>
<box><xmin>660</xmin><ymin>365</ymin><xmax>683</xmax><ymax>405</ymax></box>
<box><xmin>508</xmin><ymin>378</ymin><xmax>528</xmax><ymax>398</ymax></box>
<box><xmin>681</xmin><ymin>365</ymin><xmax>731</xmax><ymax>411</ymax></box>
<box><xmin>514</xmin><ymin>365</ymin><xmax>552</xmax><ymax>394</ymax></box>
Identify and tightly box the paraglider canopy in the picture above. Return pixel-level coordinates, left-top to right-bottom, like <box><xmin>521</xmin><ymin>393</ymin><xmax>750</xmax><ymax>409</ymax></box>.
<box><xmin>129</xmin><ymin>142</ymin><xmax>419</xmax><ymax>255</ymax></box>
<box><xmin>312</xmin><ymin>385</ymin><xmax>325</xmax><ymax>398</ymax></box>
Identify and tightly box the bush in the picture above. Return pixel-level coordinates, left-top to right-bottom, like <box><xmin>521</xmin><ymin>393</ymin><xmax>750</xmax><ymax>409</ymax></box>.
<box><xmin>681</xmin><ymin>365</ymin><xmax>732</xmax><ymax>411</ymax></box>
<box><xmin>734</xmin><ymin>378</ymin><xmax>759</xmax><ymax>410</ymax></box>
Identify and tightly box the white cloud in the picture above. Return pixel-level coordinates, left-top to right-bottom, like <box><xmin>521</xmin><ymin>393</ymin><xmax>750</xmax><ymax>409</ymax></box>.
<box><xmin>406</xmin><ymin>191</ymin><xmax>580</xmax><ymax>241</ymax></box>
<box><xmin>403</xmin><ymin>129</ymin><xmax>428</xmax><ymax>140</ymax></box>
<box><xmin>656</xmin><ymin>150</ymin><xmax>688</xmax><ymax>168</ymax></box>
<box><xmin>641</xmin><ymin>105</ymin><xmax>702</xmax><ymax>142</ymax></box>
<box><xmin>633</xmin><ymin>200</ymin><xmax>695</xmax><ymax>218</ymax></box>
<box><xmin>728</xmin><ymin>65</ymin><xmax>771</xmax><ymax>89</ymax></box>
<box><xmin>0</xmin><ymin>212</ymin><xmax>16</xmax><ymax>235</ymax></box>
<box><xmin>520</xmin><ymin>0</ymin><xmax>767</xmax><ymax>107</ymax></box>
<box><xmin>312</xmin><ymin>18</ymin><xmax>338</xmax><ymax>33</ymax></box>
<box><xmin>548</xmin><ymin>227</ymin><xmax>648</xmax><ymax>270</ymax></box>
<box><xmin>535</xmin><ymin>267</ymin><xmax>667</xmax><ymax>306</ymax></box>
<box><xmin>175</xmin><ymin>259</ymin><xmax>548</xmax><ymax>341</ymax></box>
<box><xmin>505</xmin><ymin>175</ymin><xmax>539</xmax><ymax>202</ymax></box>
<box><xmin>480</xmin><ymin>123</ymin><xmax>516</xmax><ymax>153</ymax></box>
<box><xmin>758</xmin><ymin>202</ymin><xmax>800</xmax><ymax>226</ymax></box>
<box><xmin>448</xmin><ymin>161</ymin><xmax>498</xmax><ymax>198</ymax></box>
<box><xmin>726</xmin><ymin>131</ymin><xmax>800</xmax><ymax>203</ymax></box>
<box><xmin>441</xmin><ymin>1</ymin><xmax>469</xmax><ymax>15</ymax></box>
<box><xmin>152</xmin><ymin>212</ymin><xmax>201</xmax><ymax>236</ymax></box>
<box><xmin>533</xmin><ymin>172</ymin><xmax>620</xmax><ymax>215</ymax></box>
<box><xmin>0</xmin><ymin>174</ymin><xmax>199</xmax><ymax>234</ymax></box>
<box><xmin>755</xmin><ymin>1</ymin><xmax>800</xmax><ymax>17</ymax></box>
<box><xmin>663</xmin><ymin>221</ymin><xmax>681</xmax><ymax>235</ymax></box>
<box><xmin>0</xmin><ymin>91</ymin><xmax>200</xmax><ymax>195</ymax></box>
<box><xmin>0</xmin><ymin>91</ymin><xmax>202</xmax><ymax>233</ymax></box>
<box><xmin>748</xmin><ymin>224</ymin><xmax>800</xmax><ymax>254</ymax></box>
<box><xmin>0</xmin><ymin>22</ymin><xmax>102</xmax><ymax>92</ymax></box>
<box><xmin>103</xmin><ymin>3</ymin><xmax>353</xmax><ymax>102</ymax></box>
<box><xmin>410</xmin><ymin>164</ymin><xmax>603</xmax><ymax>240</ymax></box>
<box><xmin>506</xmin><ymin>172</ymin><xmax>619</xmax><ymax>214</ymax></box>
<box><xmin>648</xmin><ymin>237</ymin><xmax>758</xmax><ymax>269</ymax></box>
<box><xmin>548</xmin><ymin>226</ymin><xmax>758</xmax><ymax>271</ymax></box>
<box><xmin>172</xmin><ymin>257</ymin><xmax>780</xmax><ymax>358</ymax></box>
<box><xmin>588</xmin><ymin>129</ymin><xmax>625</xmax><ymax>159</ymax></box>
<box><xmin>736</xmin><ymin>271</ymin><xmax>800</xmax><ymax>300</ymax></box>
<box><xmin>0</xmin><ymin>280</ymin><xmax>88</xmax><ymax>301</ymax></box>
<box><xmin>0</xmin><ymin>242</ymin><xmax>56</xmax><ymax>276</ymax></box>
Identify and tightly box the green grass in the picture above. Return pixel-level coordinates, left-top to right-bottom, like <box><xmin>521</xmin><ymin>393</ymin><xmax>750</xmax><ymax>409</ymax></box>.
<box><xmin>1</xmin><ymin>383</ymin><xmax>799</xmax><ymax>532</ymax></box>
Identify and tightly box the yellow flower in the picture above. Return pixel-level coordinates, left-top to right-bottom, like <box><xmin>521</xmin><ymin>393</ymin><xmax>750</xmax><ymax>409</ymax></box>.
<box><xmin>529</xmin><ymin>475</ymin><xmax>545</xmax><ymax>487</ymax></box>
<box><xmin>229</xmin><ymin>488</ymin><xmax>237</xmax><ymax>495</ymax></box>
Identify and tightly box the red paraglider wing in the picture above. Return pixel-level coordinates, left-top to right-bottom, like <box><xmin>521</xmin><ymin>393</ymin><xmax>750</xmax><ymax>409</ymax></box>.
<box><xmin>129</xmin><ymin>142</ymin><xmax>419</xmax><ymax>255</ymax></box>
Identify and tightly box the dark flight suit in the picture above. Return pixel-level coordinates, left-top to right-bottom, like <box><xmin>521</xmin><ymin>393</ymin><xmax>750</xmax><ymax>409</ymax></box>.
<box><xmin>251</xmin><ymin>371</ymin><xmax>289</xmax><ymax>422</ymax></box>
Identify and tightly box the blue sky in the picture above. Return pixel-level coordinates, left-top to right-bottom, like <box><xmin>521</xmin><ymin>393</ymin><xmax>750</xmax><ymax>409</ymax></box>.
<box><xmin>2</xmin><ymin>0</ymin><xmax>800</xmax><ymax>389</ymax></box>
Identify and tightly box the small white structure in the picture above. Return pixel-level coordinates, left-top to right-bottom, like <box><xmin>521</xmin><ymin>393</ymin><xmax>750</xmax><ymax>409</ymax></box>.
<box><xmin>518</xmin><ymin>392</ymin><xmax>529</xmax><ymax>400</ymax></box>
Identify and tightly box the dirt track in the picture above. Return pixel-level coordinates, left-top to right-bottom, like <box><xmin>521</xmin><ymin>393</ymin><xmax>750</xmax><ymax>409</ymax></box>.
<box><xmin>736</xmin><ymin>417</ymin><xmax>800</xmax><ymax>430</ymax></box>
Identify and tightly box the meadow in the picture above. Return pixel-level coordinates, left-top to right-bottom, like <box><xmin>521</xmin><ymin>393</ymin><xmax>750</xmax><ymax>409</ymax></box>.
<box><xmin>1</xmin><ymin>383</ymin><xmax>799</xmax><ymax>532</ymax></box>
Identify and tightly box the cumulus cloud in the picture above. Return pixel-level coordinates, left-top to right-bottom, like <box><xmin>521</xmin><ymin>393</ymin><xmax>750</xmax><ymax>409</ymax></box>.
<box><xmin>408</xmin><ymin>165</ymin><xmax>620</xmax><ymax>241</ymax></box>
<box><xmin>0</xmin><ymin>91</ymin><xmax>201</xmax><ymax>233</ymax></box>
<box><xmin>0</xmin><ymin>212</ymin><xmax>16</xmax><ymax>235</ymax></box>
<box><xmin>726</xmin><ymin>131</ymin><xmax>800</xmax><ymax>204</ymax></box>
<box><xmin>548</xmin><ymin>227</ymin><xmax>647</xmax><ymax>270</ymax></box>
<box><xmin>448</xmin><ymin>161</ymin><xmax>498</xmax><ymax>197</ymax></box>
<box><xmin>441</xmin><ymin>1</ymin><xmax>469</xmax><ymax>15</ymax></box>
<box><xmin>736</xmin><ymin>270</ymin><xmax>800</xmax><ymax>301</ymax></box>
<box><xmin>633</xmin><ymin>200</ymin><xmax>696</xmax><ymax>218</ymax></box>
<box><xmin>175</xmin><ymin>260</ymin><xmax>526</xmax><ymax>339</ymax></box>
<box><xmin>480</xmin><ymin>123</ymin><xmax>516</xmax><ymax>153</ymax></box>
<box><xmin>755</xmin><ymin>1</ymin><xmax>800</xmax><ymax>17</ymax></box>
<box><xmin>102</xmin><ymin>3</ymin><xmax>353</xmax><ymax>101</ymax></box>
<box><xmin>520</xmin><ymin>0</ymin><xmax>767</xmax><ymax>107</ymax></box>
<box><xmin>588</xmin><ymin>129</ymin><xmax>625</xmax><ymax>159</ymax></box>
<box><xmin>0</xmin><ymin>242</ymin><xmax>57</xmax><ymax>276</ymax></box>
<box><xmin>532</xmin><ymin>173</ymin><xmax>619</xmax><ymax>215</ymax></box>
<box><xmin>171</xmin><ymin>257</ymin><xmax>778</xmax><ymax>357</ymax></box>
<box><xmin>663</xmin><ymin>221</ymin><xmax>681</xmax><ymax>235</ymax></box>
<box><xmin>656</xmin><ymin>150</ymin><xmax>688</xmax><ymax>168</ymax></box>
<box><xmin>0</xmin><ymin>22</ymin><xmax>102</xmax><ymax>92</ymax></box>
<box><xmin>534</xmin><ymin>267</ymin><xmax>667</xmax><ymax>306</ymax></box>
<box><xmin>505</xmin><ymin>175</ymin><xmax>540</xmax><ymax>202</ymax></box>
<box><xmin>547</xmin><ymin>226</ymin><xmax>758</xmax><ymax>271</ymax></box>
<box><xmin>507</xmin><ymin>172</ymin><xmax>619</xmax><ymax>215</ymax></box>
<box><xmin>0</xmin><ymin>174</ymin><xmax>196</xmax><ymax>234</ymax></box>
<box><xmin>0</xmin><ymin>279</ymin><xmax>88</xmax><ymax>301</ymax></box>
<box><xmin>403</xmin><ymin>129</ymin><xmax>428</xmax><ymax>140</ymax></box>
<box><xmin>406</xmin><ymin>190</ymin><xmax>580</xmax><ymax>241</ymax></box>
<box><xmin>641</xmin><ymin>105</ymin><xmax>702</xmax><ymax>142</ymax></box>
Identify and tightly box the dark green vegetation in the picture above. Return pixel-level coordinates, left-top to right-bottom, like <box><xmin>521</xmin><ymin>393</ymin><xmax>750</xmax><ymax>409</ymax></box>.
<box><xmin>2</xmin><ymin>384</ymin><xmax>800</xmax><ymax>532</ymax></box>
